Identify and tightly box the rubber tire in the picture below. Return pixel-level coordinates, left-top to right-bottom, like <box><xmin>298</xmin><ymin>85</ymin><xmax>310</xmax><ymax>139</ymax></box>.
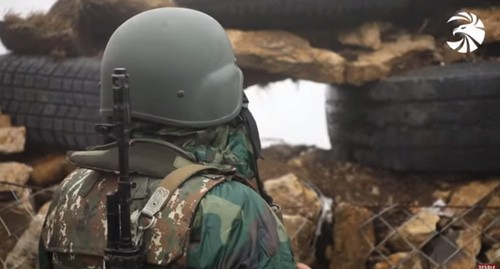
<box><xmin>0</xmin><ymin>54</ymin><xmax>103</xmax><ymax>150</ymax></box>
<box><xmin>326</xmin><ymin>61</ymin><xmax>500</xmax><ymax>172</ymax></box>
<box><xmin>173</xmin><ymin>0</ymin><xmax>416</xmax><ymax>29</ymax></box>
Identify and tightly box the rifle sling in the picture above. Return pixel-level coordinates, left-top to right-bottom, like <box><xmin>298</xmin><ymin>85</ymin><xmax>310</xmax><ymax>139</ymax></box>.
<box><xmin>140</xmin><ymin>164</ymin><xmax>222</xmax><ymax>218</ymax></box>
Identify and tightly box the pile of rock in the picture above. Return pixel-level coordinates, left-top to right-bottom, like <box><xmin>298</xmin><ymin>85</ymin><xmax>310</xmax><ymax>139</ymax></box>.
<box><xmin>0</xmin><ymin>111</ymin><xmax>25</xmax><ymax>154</ymax></box>
<box><xmin>0</xmin><ymin>110</ymin><xmax>32</xmax><ymax>268</ymax></box>
<box><xmin>0</xmin><ymin>0</ymin><xmax>175</xmax><ymax>57</ymax></box>
<box><xmin>0</xmin><ymin>162</ymin><xmax>33</xmax><ymax>269</ymax></box>
<box><xmin>2</xmin><ymin>0</ymin><xmax>500</xmax><ymax>86</ymax></box>
<box><xmin>260</xmin><ymin>172</ymin><xmax>500</xmax><ymax>268</ymax></box>
<box><xmin>326</xmin><ymin>181</ymin><xmax>500</xmax><ymax>269</ymax></box>
<box><xmin>228</xmin><ymin>25</ymin><xmax>437</xmax><ymax>85</ymax></box>
<box><xmin>0</xmin><ymin>109</ymin><xmax>73</xmax><ymax>269</ymax></box>
<box><xmin>264</xmin><ymin>173</ymin><xmax>327</xmax><ymax>264</ymax></box>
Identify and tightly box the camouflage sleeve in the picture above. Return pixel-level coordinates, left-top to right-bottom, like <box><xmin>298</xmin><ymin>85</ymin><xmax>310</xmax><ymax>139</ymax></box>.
<box><xmin>187</xmin><ymin>180</ymin><xmax>296</xmax><ymax>269</ymax></box>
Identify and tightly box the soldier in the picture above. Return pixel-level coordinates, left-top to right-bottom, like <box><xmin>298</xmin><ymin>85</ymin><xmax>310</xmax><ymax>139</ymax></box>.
<box><xmin>39</xmin><ymin>7</ymin><xmax>311</xmax><ymax>269</ymax></box>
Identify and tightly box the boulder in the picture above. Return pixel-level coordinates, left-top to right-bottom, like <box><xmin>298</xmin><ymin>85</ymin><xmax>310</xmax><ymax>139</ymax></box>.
<box><xmin>227</xmin><ymin>29</ymin><xmax>346</xmax><ymax>85</ymax></box>
<box><xmin>31</xmin><ymin>154</ymin><xmax>75</xmax><ymax>186</ymax></box>
<box><xmin>345</xmin><ymin>34</ymin><xmax>436</xmax><ymax>85</ymax></box>
<box><xmin>330</xmin><ymin>203</ymin><xmax>375</xmax><ymax>269</ymax></box>
<box><xmin>444</xmin><ymin>227</ymin><xmax>482</xmax><ymax>269</ymax></box>
<box><xmin>282</xmin><ymin>214</ymin><xmax>317</xmax><ymax>264</ymax></box>
<box><xmin>479</xmin><ymin>195</ymin><xmax>500</xmax><ymax>246</ymax></box>
<box><xmin>485</xmin><ymin>222</ymin><xmax>500</xmax><ymax>248</ymax></box>
<box><xmin>448</xmin><ymin>180</ymin><xmax>500</xmax><ymax>216</ymax></box>
<box><xmin>0</xmin><ymin>189</ymin><xmax>34</xmax><ymax>266</ymax></box>
<box><xmin>373</xmin><ymin>252</ymin><xmax>424</xmax><ymax>269</ymax></box>
<box><xmin>4</xmin><ymin>202</ymin><xmax>51</xmax><ymax>269</ymax></box>
<box><xmin>468</xmin><ymin>8</ymin><xmax>500</xmax><ymax>44</ymax></box>
<box><xmin>0</xmin><ymin>162</ymin><xmax>32</xmax><ymax>197</ymax></box>
<box><xmin>48</xmin><ymin>0</ymin><xmax>80</xmax><ymax>22</ymax></box>
<box><xmin>264</xmin><ymin>173</ymin><xmax>322</xmax><ymax>221</ymax></box>
<box><xmin>264</xmin><ymin>173</ymin><xmax>323</xmax><ymax>263</ymax></box>
<box><xmin>0</xmin><ymin>0</ymin><xmax>175</xmax><ymax>57</ymax></box>
<box><xmin>388</xmin><ymin>210</ymin><xmax>440</xmax><ymax>252</ymax></box>
<box><xmin>338</xmin><ymin>22</ymin><xmax>388</xmax><ymax>50</ymax></box>
<box><xmin>0</xmin><ymin>114</ymin><xmax>11</xmax><ymax>128</ymax></box>
<box><xmin>425</xmin><ymin>226</ymin><xmax>482</xmax><ymax>268</ymax></box>
<box><xmin>486</xmin><ymin>244</ymin><xmax>500</xmax><ymax>264</ymax></box>
<box><xmin>0</xmin><ymin>13</ymin><xmax>77</xmax><ymax>57</ymax></box>
<box><xmin>0</xmin><ymin>127</ymin><xmax>26</xmax><ymax>154</ymax></box>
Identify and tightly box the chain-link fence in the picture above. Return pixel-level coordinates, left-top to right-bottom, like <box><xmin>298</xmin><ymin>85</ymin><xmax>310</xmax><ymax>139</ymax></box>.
<box><xmin>0</xmin><ymin>183</ymin><xmax>499</xmax><ymax>269</ymax></box>
<box><xmin>360</xmin><ymin>203</ymin><xmax>500</xmax><ymax>269</ymax></box>
<box><xmin>0</xmin><ymin>186</ymin><xmax>55</xmax><ymax>269</ymax></box>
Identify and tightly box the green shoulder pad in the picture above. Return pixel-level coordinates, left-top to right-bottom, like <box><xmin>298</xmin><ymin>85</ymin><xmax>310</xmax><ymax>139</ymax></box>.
<box><xmin>67</xmin><ymin>138</ymin><xmax>196</xmax><ymax>178</ymax></box>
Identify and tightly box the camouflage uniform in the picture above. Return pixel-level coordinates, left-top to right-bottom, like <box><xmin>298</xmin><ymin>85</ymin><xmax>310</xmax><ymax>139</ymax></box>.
<box><xmin>39</xmin><ymin>125</ymin><xmax>297</xmax><ymax>269</ymax></box>
<box><xmin>40</xmin><ymin>7</ymin><xmax>297</xmax><ymax>269</ymax></box>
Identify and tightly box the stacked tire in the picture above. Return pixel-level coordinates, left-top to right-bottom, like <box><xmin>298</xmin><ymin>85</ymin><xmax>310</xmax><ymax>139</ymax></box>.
<box><xmin>0</xmin><ymin>54</ymin><xmax>103</xmax><ymax>149</ymax></box>
<box><xmin>326</xmin><ymin>62</ymin><xmax>500</xmax><ymax>172</ymax></box>
<box><xmin>173</xmin><ymin>0</ymin><xmax>439</xmax><ymax>29</ymax></box>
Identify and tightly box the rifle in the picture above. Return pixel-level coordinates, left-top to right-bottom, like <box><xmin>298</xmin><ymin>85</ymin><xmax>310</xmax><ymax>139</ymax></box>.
<box><xmin>97</xmin><ymin>68</ymin><xmax>143</xmax><ymax>269</ymax></box>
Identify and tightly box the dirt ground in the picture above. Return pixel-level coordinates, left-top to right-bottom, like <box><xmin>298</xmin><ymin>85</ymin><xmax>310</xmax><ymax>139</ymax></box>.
<box><xmin>259</xmin><ymin>145</ymin><xmax>479</xmax><ymax>208</ymax></box>
<box><xmin>259</xmin><ymin>144</ymin><xmax>500</xmax><ymax>268</ymax></box>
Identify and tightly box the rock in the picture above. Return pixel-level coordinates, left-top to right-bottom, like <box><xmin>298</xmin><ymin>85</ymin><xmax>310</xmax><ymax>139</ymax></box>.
<box><xmin>338</xmin><ymin>22</ymin><xmax>388</xmax><ymax>50</ymax></box>
<box><xmin>479</xmin><ymin>195</ymin><xmax>500</xmax><ymax>246</ymax></box>
<box><xmin>48</xmin><ymin>0</ymin><xmax>80</xmax><ymax>22</ymax></box>
<box><xmin>445</xmin><ymin>226</ymin><xmax>482</xmax><ymax>269</ymax></box>
<box><xmin>264</xmin><ymin>173</ymin><xmax>322</xmax><ymax>221</ymax></box>
<box><xmin>31</xmin><ymin>154</ymin><xmax>75</xmax><ymax>186</ymax></box>
<box><xmin>227</xmin><ymin>29</ymin><xmax>346</xmax><ymax>85</ymax></box>
<box><xmin>4</xmin><ymin>202</ymin><xmax>51</xmax><ymax>269</ymax></box>
<box><xmin>485</xmin><ymin>222</ymin><xmax>500</xmax><ymax>247</ymax></box>
<box><xmin>0</xmin><ymin>0</ymin><xmax>175</xmax><ymax>57</ymax></box>
<box><xmin>0</xmin><ymin>189</ymin><xmax>34</xmax><ymax>265</ymax></box>
<box><xmin>282</xmin><ymin>214</ymin><xmax>316</xmax><ymax>264</ymax></box>
<box><xmin>0</xmin><ymin>114</ymin><xmax>11</xmax><ymax>128</ymax></box>
<box><xmin>432</xmin><ymin>190</ymin><xmax>452</xmax><ymax>202</ymax></box>
<box><xmin>468</xmin><ymin>8</ymin><xmax>500</xmax><ymax>44</ymax></box>
<box><xmin>264</xmin><ymin>173</ymin><xmax>324</xmax><ymax>263</ymax></box>
<box><xmin>330</xmin><ymin>203</ymin><xmax>374</xmax><ymax>269</ymax></box>
<box><xmin>425</xmin><ymin>226</ymin><xmax>482</xmax><ymax>268</ymax></box>
<box><xmin>486</xmin><ymin>244</ymin><xmax>500</xmax><ymax>264</ymax></box>
<box><xmin>448</xmin><ymin>180</ymin><xmax>500</xmax><ymax>216</ymax></box>
<box><xmin>0</xmin><ymin>13</ymin><xmax>77</xmax><ymax>57</ymax></box>
<box><xmin>345</xmin><ymin>34</ymin><xmax>436</xmax><ymax>85</ymax></box>
<box><xmin>373</xmin><ymin>252</ymin><xmax>424</xmax><ymax>269</ymax></box>
<box><xmin>0</xmin><ymin>162</ymin><xmax>32</xmax><ymax>197</ymax></box>
<box><xmin>0</xmin><ymin>127</ymin><xmax>26</xmax><ymax>154</ymax></box>
<box><xmin>389</xmin><ymin>210</ymin><xmax>440</xmax><ymax>252</ymax></box>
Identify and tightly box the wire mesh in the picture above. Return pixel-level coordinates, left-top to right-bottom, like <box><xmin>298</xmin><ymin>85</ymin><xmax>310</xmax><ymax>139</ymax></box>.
<box><xmin>0</xmin><ymin>187</ymin><xmax>55</xmax><ymax>269</ymax></box>
<box><xmin>0</xmin><ymin>184</ymin><xmax>498</xmax><ymax>269</ymax></box>
<box><xmin>359</xmin><ymin>203</ymin><xmax>500</xmax><ymax>269</ymax></box>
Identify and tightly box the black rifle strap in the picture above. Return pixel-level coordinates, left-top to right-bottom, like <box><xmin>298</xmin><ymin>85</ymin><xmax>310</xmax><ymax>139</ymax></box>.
<box><xmin>240</xmin><ymin>92</ymin><xmax>274</xmax><ymax>205</ymax></box>
<box><xmin>241</xmin><ymin>92</ymin><xmax>262</xmax><ymax>159</ymax></box>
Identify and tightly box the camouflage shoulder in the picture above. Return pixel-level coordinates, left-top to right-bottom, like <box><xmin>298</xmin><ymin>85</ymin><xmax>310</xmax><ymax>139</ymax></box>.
<box><xmin>187</xmin><ymin>180</ymin><xmax>296</xmax><ymax>268</ymax></box>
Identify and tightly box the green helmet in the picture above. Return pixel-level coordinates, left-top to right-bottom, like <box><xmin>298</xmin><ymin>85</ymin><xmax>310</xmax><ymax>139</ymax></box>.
<box><xmin>100</xmin><ymin>8</ymin><xmax>243</xmax><ymax>127</ymax></box>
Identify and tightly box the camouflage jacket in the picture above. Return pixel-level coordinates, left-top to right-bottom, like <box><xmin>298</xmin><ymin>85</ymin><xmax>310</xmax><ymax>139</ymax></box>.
<box><xmin>39</xmin><ymin>139</ymin><xmax>296</xmax><ymax>269</ymax></box>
